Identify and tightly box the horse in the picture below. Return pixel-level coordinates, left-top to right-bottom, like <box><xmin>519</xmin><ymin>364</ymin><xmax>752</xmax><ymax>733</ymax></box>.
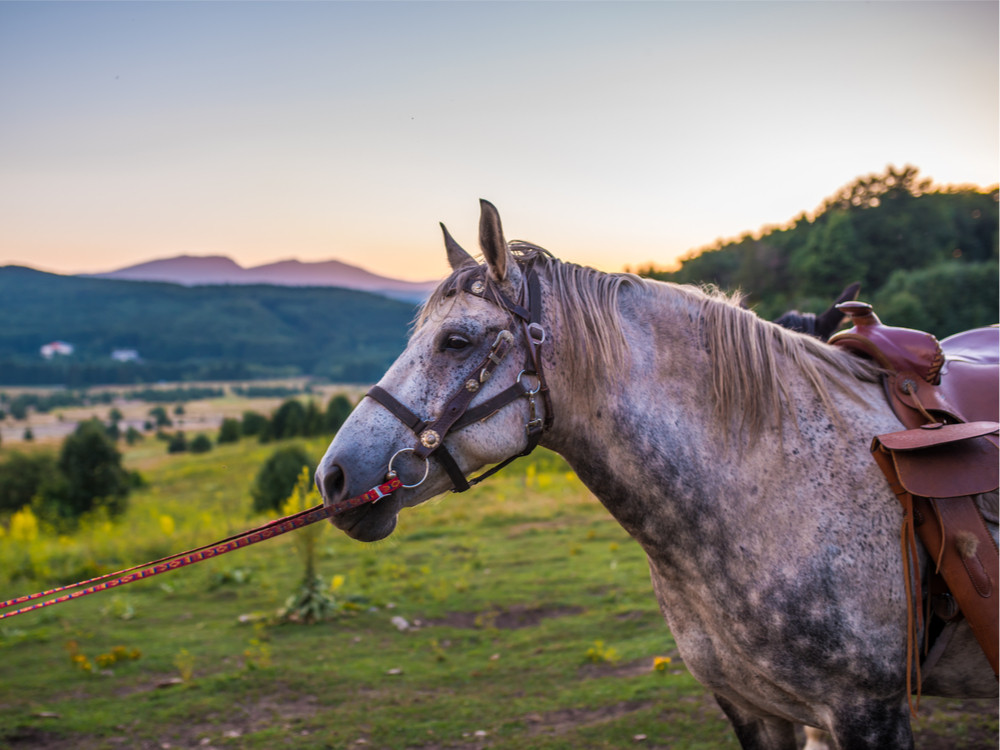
<box><xmin>315</xmin><ymin>200</ymin><xmax>997</xmax><ymax>750</ymax></box>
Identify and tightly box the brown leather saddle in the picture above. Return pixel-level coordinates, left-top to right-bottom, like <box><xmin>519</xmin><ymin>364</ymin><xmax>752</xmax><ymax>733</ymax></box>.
<box><xmin>829</xmin><ymin>303</ymin><xmax>999</xmax><ymax>701</ymax></box>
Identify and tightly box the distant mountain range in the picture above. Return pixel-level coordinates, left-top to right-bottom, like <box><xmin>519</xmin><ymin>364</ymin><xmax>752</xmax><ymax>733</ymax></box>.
<box><xmin>87</xmin><ymin>255</ymin><xmax>440</xmax><ymax>303</ymax></box>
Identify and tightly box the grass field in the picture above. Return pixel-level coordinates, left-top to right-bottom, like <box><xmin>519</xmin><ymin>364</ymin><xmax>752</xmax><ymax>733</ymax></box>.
<box><xmin>0</xmin><ymin>437</ymin><xmax>996</xmax><ymax>749</ymax></box>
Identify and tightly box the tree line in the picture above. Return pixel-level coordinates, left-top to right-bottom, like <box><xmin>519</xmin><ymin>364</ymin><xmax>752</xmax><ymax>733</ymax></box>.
<box><xmin>635</xmin><ymin>166</ymin><xmax>998</xmax><ymax>337</ymax></box>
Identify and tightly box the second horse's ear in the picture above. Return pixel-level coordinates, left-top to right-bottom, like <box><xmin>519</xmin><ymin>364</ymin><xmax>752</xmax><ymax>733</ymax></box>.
<box><xmin>479</xmin><ymin>199</ymin><xmax>511</xmax><ymax>282</ymax></box>
<box><xmin>441</xmin><ymin>223</ymin><xmax>476</xmax><ymax>271</ymax></box>
<box><xmin>816</xmin><ymin>282</ymin><xmax>862</xmax><ymax>341</ymax></box>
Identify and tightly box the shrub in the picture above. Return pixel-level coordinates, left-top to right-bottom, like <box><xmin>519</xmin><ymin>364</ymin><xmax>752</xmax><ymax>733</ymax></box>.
<box><xmin>217</xmin><ymin>417</ymin><xmax>242</xmax><ymax>444</ymax></box>
<box><xmin>33</xmin><ymin>418</ymin><xmax>132</xmax><ymax>525</ymax></box>
<box><xmin>251</xmin><ymin>445</ymin><xmax>315</xmax><ymax>514</ymax></box>
<box><xmin>0</xmin><ymin>451</ymin><xmax>56</xmax><ymax>516</ymax></box>
<box><xmin>167</xmin><ymin>432</ymin><xmax>188</xmax><ymax>453</ymax></box>
<box><xmin>189</xmin><ymin>434</ymin><xmax>212</xmax><ymax>454</ymax></box>
<box><xmin>241</xmin><ymin>411</ymin><xmax>268</xmax><ymax>437</ymax></box>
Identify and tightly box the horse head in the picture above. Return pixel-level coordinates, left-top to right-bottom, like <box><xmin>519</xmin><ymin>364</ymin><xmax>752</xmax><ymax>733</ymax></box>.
<box><xmin>315</xmin><ymin>200</ymin><xmax>550</xmax><ymax>542</ymax></box>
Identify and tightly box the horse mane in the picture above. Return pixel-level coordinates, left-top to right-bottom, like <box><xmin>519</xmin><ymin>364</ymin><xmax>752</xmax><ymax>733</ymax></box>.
<box><xmin>669</xmin><ymin>283</ymin><xmax>883</xmax><ymax>437</ymax></box>
<box><xmin>419</xmin><ymin>244</ymin><xmax>881</xmax><ymax>438</ymax></box>
<box><xmin>418</xmin><ymin>242</ymin><xmax>639</xmax><ymax>387</ymax></box>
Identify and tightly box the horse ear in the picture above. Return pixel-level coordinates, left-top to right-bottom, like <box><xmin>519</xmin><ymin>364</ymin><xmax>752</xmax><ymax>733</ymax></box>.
<box><xmin>440</xmin><ymin>223</ymin><xmax>476</xmax><ymax>270</ymax></box>
<box><xmin>479</xmin><ymin>199</ymin><xmax>510</xmax><ymax>282</ymax></box>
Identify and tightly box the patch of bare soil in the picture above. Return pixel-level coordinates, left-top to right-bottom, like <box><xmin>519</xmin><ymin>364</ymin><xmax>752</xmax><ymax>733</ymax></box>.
<box><xmin>1</xmin><ymin>727</ymin><xmax>70</xmax><ymax>750</ymax></box>
<box><xmin>518</xmin><ymin>699</ymin><xmax>656</xmax><ymax>738</ymax></box>
<box><xmin>2</xmin><ymin>693</ymin><xmax>328</xmax><ymax>750</ymax></box>
<box><xmin>425</xmin><ymin>604</ymin><xmax>584</xmax><ymax>630</ymax></box>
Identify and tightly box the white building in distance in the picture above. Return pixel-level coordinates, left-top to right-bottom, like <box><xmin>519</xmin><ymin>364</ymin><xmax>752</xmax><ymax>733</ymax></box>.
<box><xmin>111</xmin><ymin>349</ymin><xmax>141</xmax><ymax>362</ymax></box>
<box><xmin>40</xmin><ymin>341</ymin><xmax>74</xmax><ymax>359</ymax></box>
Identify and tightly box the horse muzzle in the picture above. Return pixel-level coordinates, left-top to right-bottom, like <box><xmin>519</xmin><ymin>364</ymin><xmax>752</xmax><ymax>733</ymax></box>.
<box><xmin>316</xmin><ymin>461</ymin><xmax>402</xmax><ymax>542</ymax></box>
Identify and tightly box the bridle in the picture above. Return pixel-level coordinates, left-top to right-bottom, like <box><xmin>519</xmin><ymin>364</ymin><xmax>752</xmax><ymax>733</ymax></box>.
<box><xmin>366</xmin><ymin>259</ymin><xmax>554</xmax><ymax>493</ymax></box>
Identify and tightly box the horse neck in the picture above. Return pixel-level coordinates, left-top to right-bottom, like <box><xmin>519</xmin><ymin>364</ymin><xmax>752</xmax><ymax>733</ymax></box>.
<box><xmin>538</xmin><ymin>281</ymin><xmax>891</xmax><ymax>553</ymax></box>
<box><xmin>543</xmin><ymin>284</ymin><xmax>705</xmax><ymax>449</ymax></box>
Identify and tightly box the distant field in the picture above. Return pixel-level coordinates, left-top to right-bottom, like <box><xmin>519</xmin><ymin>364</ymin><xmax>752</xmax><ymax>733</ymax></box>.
<box><xmin>0</xmin><ymin>439</ymin><xmax>995</xmax><ymax>749</ymax></box>
<box><xmin>0</xmin><ymin>380</ymin><xmax>366</xmax><ymax>446</ymax></box>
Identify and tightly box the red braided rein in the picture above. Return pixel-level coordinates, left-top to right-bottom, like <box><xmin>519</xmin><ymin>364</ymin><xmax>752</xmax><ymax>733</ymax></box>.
<box><xmin>0</xmin><ymin>477</ymin><xmax>402</xmax><ymax>620</ymax></box>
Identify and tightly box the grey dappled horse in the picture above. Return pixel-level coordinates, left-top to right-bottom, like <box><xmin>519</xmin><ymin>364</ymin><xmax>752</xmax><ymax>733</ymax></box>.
<box><xmin>316</xmin><ymin>201</ymin><xmax>997</xmax><ymax>750</ymax></box>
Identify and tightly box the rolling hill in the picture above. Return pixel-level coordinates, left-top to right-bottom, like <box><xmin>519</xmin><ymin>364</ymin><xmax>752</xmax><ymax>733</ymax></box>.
<box><xmin>0</xmin><ymin>267</ymin><xmax>416</xmax><ymax>386</ymax></box>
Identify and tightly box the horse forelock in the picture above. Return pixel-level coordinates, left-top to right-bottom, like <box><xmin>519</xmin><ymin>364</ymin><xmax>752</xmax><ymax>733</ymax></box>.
<box><xmin>672</xmin><ymin>284</ymin><xmax>882</xmax><ymax>438</ymax></box>
<box><xmin>416</xmin><ymin>242</ymin><xmax>638</xmax><ymax>386</ymax></box>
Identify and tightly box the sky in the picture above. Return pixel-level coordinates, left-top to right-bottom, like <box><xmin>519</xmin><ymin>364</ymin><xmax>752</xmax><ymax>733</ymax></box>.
<box><xmin>1</xmin><ymin>1</ymin><xmax>997</xmax><ymax>283</ymax></box>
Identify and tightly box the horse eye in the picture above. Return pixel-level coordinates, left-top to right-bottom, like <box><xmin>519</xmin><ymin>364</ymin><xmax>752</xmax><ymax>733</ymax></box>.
<box><xmin>442</xmin><ymin>334</ymin><xmax>471</xmax><ymax>351</ymax></box>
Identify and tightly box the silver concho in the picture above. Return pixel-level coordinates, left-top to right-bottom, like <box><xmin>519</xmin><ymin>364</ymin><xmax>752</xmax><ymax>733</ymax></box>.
<box><xmin>470</xmin><ymin>280</ymin><xmax>485</xmax><ymax>296</ymax></box>
<box><xmin>420</xmin><ymin>429</ymin><xmax>441</xmax><ymax>449</ymax></box>
<box><xmin>465</xmin><ymin>378</ymin><xmax>480</xmax><ymax>393</ymax></box>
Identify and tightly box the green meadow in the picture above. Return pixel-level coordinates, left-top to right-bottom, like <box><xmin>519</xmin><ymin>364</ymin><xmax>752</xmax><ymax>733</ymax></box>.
<box><xmin>0</xmin><ymin>437</ymin><xmax>995</xmax><ymax>749</ymax></box>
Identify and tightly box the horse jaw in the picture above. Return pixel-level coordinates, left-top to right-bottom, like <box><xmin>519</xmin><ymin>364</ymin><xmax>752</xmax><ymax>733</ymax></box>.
<box><xmin>332</xmin><ymin>500</ymin><xmax>399</xmax><ymax>542</ymax></box>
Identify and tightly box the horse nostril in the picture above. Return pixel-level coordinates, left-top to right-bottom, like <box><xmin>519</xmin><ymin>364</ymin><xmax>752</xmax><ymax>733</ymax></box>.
<box><xmin>318</xmin><ymin>464</ymin><xmax>346</xmax><ymax>503</ymax></box>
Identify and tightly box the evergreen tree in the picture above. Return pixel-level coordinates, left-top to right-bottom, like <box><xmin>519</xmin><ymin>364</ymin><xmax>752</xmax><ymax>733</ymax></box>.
<box><xmin>325</xmin><ymin>394</ymin><xmax>353</xmax><ymax>434</ymax></box>
<box><xmin>252</xmin><ymin>445</ymin><xmax>315</xmax><ymax>514</ymax></box>
<box><xmin>270</xmin><ymin>399</ymin><xmax>307</xmax><ymax>441</ymax></box>
<box><xmin>217</xmin><ymin>417</ymin><xmax>242</xmax><ymax>444</ymax></box>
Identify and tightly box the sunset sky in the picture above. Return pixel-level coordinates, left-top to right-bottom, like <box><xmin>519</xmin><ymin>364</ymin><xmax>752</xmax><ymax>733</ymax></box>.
<box><xmin>1</xmin><ymin>1</ymin><xmax>996</xmax><ymax>283</ymax></box>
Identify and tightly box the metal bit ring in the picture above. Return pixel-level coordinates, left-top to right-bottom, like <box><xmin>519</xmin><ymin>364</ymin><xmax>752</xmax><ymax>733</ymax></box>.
<box><xmin>386</xmin><ymin>448</ymin><xmax>431</xmax><ymax>489</ymax></box>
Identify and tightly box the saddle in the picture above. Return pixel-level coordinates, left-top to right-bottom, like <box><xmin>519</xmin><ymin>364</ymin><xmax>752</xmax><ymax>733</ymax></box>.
<box><xmin>829</xmin><ymin>303</ymin><xmax>999</xmax><ymax>702</ymax></box>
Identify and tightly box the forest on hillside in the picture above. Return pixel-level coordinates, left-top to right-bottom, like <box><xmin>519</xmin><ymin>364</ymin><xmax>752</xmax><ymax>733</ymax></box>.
<box><xmin>636</xmin><ymin>166</ymin><xmax>998</xmax><ymax>338</ymax></box>
<box><xmin>0</xmin><ymin>270</ymin><xmax>414</xmax><ymax>386</ymax></box>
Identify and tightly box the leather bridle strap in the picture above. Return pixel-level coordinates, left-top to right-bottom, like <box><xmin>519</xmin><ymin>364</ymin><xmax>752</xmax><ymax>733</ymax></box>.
<box><xmin>367</xmin><ymin>385</ymin><xmax>472</xmax><ymax>492</ymax></box>
<box><xmin>365</xmin><ymin>262</ymin><xmax>552</xmax><ymax>493</ymax></box>
<box><xmin>412</xmin><ymin>330</ymin><xmax>515</xmax><ymax>459</ymax></box>
<box><xmin>366</xmin><ymin>326</ymin><xmax>518</xmax><ymax>494</ymax></box>
<box><xmin>494</xmin><ymin>267</ymin><xmax>552</xmax><ymax>433</ymax></box>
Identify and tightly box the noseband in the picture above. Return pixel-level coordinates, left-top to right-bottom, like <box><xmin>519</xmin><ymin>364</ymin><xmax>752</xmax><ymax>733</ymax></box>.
<box><xmin>366</xmin><ymin>262</ymin><xmax>553</xmax><ymax>492</ymax></box>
